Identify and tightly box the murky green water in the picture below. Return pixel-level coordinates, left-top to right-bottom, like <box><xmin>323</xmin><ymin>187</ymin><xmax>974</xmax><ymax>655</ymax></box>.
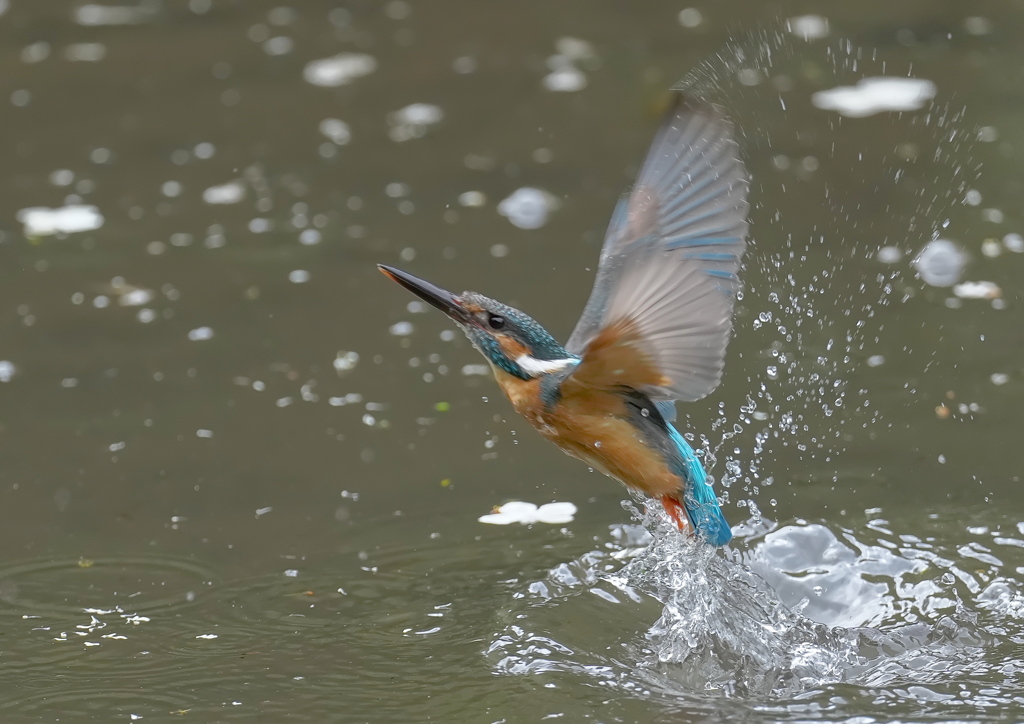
<box><xmin>1</xmin><ymin>1</ymin><xmax>1023</xmax><ymax>722</ymax></box>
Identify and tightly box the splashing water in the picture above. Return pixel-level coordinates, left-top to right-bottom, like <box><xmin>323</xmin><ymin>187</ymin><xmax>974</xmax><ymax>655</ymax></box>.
<box><xmin>659</xmin><ymin>27</ymin><xmax>980</xmax><ymax>524</ymax></box>
<box><xmin>487</xmin><ymin>27</ymin><xmax>1016</xmax><ymax>719</ymax></box>
<box><xmin>488</xmin><ymin>502</ymin><xmax>1024</xmax><ymax>718</ymax></box>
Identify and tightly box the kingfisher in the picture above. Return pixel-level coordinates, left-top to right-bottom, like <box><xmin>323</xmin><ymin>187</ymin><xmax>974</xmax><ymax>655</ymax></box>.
<box><xmin>379</xmin><ymin>94</ymin><xmax>748</xmax><ymax>546</ymax></box>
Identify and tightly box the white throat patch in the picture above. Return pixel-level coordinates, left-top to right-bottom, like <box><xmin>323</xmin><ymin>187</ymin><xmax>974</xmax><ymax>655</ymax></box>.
<box><xmin>515</xmin><ymin>355</ymin><xmax>578</xmax><ymax>378</ymax></box>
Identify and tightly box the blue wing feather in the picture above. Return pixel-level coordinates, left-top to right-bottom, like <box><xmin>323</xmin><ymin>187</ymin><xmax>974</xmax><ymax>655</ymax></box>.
<box><xmin>665</xmin><ymin>422</ymin><xmax>732</xmax><ymax>546</ymax></box>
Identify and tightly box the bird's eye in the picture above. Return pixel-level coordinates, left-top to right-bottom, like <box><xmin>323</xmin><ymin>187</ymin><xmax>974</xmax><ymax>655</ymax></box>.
<box><xmin>487</xmin><ymin>314</ymin><xmax>505</xmax><ymax>330</ymax></box>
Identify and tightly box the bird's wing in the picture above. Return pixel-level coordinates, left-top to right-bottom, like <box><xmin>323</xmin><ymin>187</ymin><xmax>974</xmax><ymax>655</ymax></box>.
<box><xmin>565</xmin><ymin>95</ymin><xmax>749</xmax><ymax>402</ymax></box>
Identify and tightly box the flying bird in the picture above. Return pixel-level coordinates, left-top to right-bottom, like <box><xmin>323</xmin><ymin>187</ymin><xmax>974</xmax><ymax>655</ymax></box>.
<box><xmin>379</xmin><ymin>94</ymin><xmax>749</xmax><ymax>545</ymax></box>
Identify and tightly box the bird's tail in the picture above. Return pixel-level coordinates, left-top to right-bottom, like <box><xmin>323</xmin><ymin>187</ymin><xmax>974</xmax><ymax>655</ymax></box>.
<box><xmin>665</xmin><ymin>424</ymin><xmax>732</xmax><ymax>546</ymax></box>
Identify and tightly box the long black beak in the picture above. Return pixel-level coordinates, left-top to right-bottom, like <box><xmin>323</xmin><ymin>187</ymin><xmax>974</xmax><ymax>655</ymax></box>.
<box><xmin>377</xmin><ymin>265</ymin><xmax>471</xmax><ymax>323</ymax></box>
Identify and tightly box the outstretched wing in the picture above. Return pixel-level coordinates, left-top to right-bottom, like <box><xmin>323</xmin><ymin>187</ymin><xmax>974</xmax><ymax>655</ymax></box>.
<box><xmin>565</xmin><ymin>95</ymin><xmax>749</xmax><ymax>401</ymax></box>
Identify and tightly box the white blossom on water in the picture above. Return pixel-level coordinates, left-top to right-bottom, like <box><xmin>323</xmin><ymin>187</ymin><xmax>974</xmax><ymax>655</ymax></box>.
<box><xmin>478</xmin><ymin>501</ymin><xmax>577</xmax><ymax>525</ymax></box>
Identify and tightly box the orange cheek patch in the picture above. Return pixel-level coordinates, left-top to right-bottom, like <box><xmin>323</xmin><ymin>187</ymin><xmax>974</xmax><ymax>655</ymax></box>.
<box><xmin>496</xmin><ymin>335</ymin><xmax>529</xmax><ymax>360</ymax></box>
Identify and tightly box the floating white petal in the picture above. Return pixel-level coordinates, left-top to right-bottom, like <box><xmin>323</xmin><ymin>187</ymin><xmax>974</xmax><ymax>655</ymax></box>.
<box><xmin>543</xmin><ymin>67</ymin><xmax>586</xmax><ymax>92</ymax></box>
<box><xmin>953</xmin><ymin>281</ymin><xmax>1001</xmax><ymax>299</ymax></box>
<box><xmin>18</xmin><ymin>205</ymin><xmax>104</xmax><ymax>236</ymax></box>
<box><xmin>202</xmin><ymin>181</ymin><xmax>245</xmax><ymax>205</ymax></box>
<box><xmin>304</xmin><ymin>53</ymin><xmax>377</xmax><ymax>87</ymax></box>
<box><xmin>812</xmin><ymin>77</ymin><xmax>936</xmax><ymax>118</ymax></box>
<box><xmin>478</xmin><ymin>501</ymin><xmax>577</xmax><ymax>525</ymax></box>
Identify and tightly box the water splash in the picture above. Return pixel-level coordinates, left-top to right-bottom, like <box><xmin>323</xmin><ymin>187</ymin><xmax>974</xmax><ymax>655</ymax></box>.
<box><xmin>487</xmin><ymin>505</ymin><xmax>1024</xmax><ymax>716</ymax></box>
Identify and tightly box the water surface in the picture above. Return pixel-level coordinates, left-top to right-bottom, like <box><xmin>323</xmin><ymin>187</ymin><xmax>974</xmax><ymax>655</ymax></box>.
<box><xmin>0</xmin><ymin>1</ymin><xmax>1023</xmax><ymax>722</ymax></box>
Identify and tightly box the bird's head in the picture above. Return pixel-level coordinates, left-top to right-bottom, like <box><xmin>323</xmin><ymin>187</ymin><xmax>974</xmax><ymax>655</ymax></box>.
<box><xmin>378</xmin><ymin>265</ymin><xmax>577</xmax><ymax>381</ymax></box>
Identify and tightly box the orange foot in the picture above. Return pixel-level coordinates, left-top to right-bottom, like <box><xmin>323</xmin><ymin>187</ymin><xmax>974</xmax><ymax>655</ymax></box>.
<box><xmin>660</xmin><ymin>495</ymin><xmax>692</xmax><ymax>535</ymax></box>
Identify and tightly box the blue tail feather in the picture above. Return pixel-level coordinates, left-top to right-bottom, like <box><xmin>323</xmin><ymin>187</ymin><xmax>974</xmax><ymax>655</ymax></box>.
<box><xmin>665</xmin><ymin>423</ymin><xmax>732</xmax><ymax>546</ymax></box>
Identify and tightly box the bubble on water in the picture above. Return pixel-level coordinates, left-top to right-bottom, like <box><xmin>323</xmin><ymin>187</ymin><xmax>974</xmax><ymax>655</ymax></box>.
<box><xmin>387</xmin><ymin>103</ymin><xmax>443</xmax><ymax>142</ymax></box>
<box><xmin>319</xmin><ymin>118</ymin><xmax>351</xmax><ymax>145</ymax></box>
<box><xmin>65</xmin><ymin>43</ymin><xmax>106</xmax><ymax>62</ymax></box>
<box><xmin>497</xmin><ymin>188</ymin><xmax>558</xmax><ymax>230</ymax></box>
<box><xmin>913</xmin><ymin>239</ymin><xmax>967</xmax><ymax>287</ymax></box>
<box><xmin>981</xmin><ymin>239</ymin><xmax>1001</xmax><ymax>258</ymax></box>
<box><xmin>333</xmin><ymin>351</ymin><xmax>359</xmax><ymax>374</ymax></box>
<box><xmin>161</xmin><ymin>180</ymin><xmax>182</xmax><ymax>198</ymax></box>
<box><xmin>263</xmin><ymin>36</ymin><xmax>293</xmax><ymax>56</ymax></box>
<box><xmin>299</xmin><ymin>229</ymin><xmax>321</xmax><ymax>245</ymax></box>
<box><xmin>21</xmin><ymin>41</ymin><xmax>50</xmax><ymax>64</ymax></box>
<box><xmin>963</xmin><ymin>16</ymin><xmax>993</xmax><ymax>35</ymax></box>
<box><xmin>49</xmin><ymin>169</ymin><xmax>74</xmax><ymax>187</ymax></box>
<box><xmin>876</xmin><ymin>246</ymin><xmax>902</xmax><ymax>263</ymax></box>
<box><xmin>678</xmin><ymin>8</ymin><xmax>703</xmax><ymax>28</ymax></box>
<box><xmin>787</xmin><ymin>15</ymin><xmax>829</xmax><ymax>40</ymax></box>
<box><xmin>75</xmin><ymin>4</ymin><xmax>151</xmax><ymax>25</ymax></box>
<box><xmin>458</xmin><ymin>191</ymin><xmax>486</xmax><ymax>207</ymax></box>
<box><xmin>248</xmin><ymin>218</ymin><xmax>271</xmax><ymax>233</ymax></box>
<box><xmin>385</xmin><ymin>183</ymin><xmax>409</xmax><ymax>198</ymax></box>
<box><xmin>194</xmin><ymin>142</ymin><xmax>215</xmax><ymax>159</ymax></box>
<box><xmin>543</xmin><ymin>66</ymin><xmax>586</xmax><ymax>93</ymax></box>
<box><xmin>1002</xmin><ymin>233</ymin><xmax>1024</xmax><ymax>252</ymax></box>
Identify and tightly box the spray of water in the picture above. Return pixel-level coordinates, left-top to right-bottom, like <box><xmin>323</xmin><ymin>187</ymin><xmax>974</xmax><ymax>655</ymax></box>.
<box><xmin>486</xmin><ymin>27</ymin><xmax>1024</xmax><ymax>717</ymax></box>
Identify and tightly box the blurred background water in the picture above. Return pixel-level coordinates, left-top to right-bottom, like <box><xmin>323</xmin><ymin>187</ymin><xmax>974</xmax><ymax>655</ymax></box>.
<box><xmin>1</xmin><ymin>1</ymin><xmax>1023</xmax><ymax>722</ymax></box>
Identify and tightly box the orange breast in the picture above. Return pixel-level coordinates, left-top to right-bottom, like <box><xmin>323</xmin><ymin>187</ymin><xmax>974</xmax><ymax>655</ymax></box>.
<box><xmin>491</xmin><ymin>367</ymin><xmax>682</xmax><ymax>498</ymax></box>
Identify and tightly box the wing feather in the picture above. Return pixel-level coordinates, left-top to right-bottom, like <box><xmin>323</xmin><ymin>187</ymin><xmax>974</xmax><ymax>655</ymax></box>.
<box><xmin>565</xmin><ymin>94</ymin><xmax>749</xmax><ymax>401</ymax></box>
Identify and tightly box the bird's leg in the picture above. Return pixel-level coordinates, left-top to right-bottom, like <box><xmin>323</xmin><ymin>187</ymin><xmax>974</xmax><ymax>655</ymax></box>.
<box><xmin>660</xmin><ymin>495</ymin><xmax>692</xmax><ymax>535</ymax></box>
